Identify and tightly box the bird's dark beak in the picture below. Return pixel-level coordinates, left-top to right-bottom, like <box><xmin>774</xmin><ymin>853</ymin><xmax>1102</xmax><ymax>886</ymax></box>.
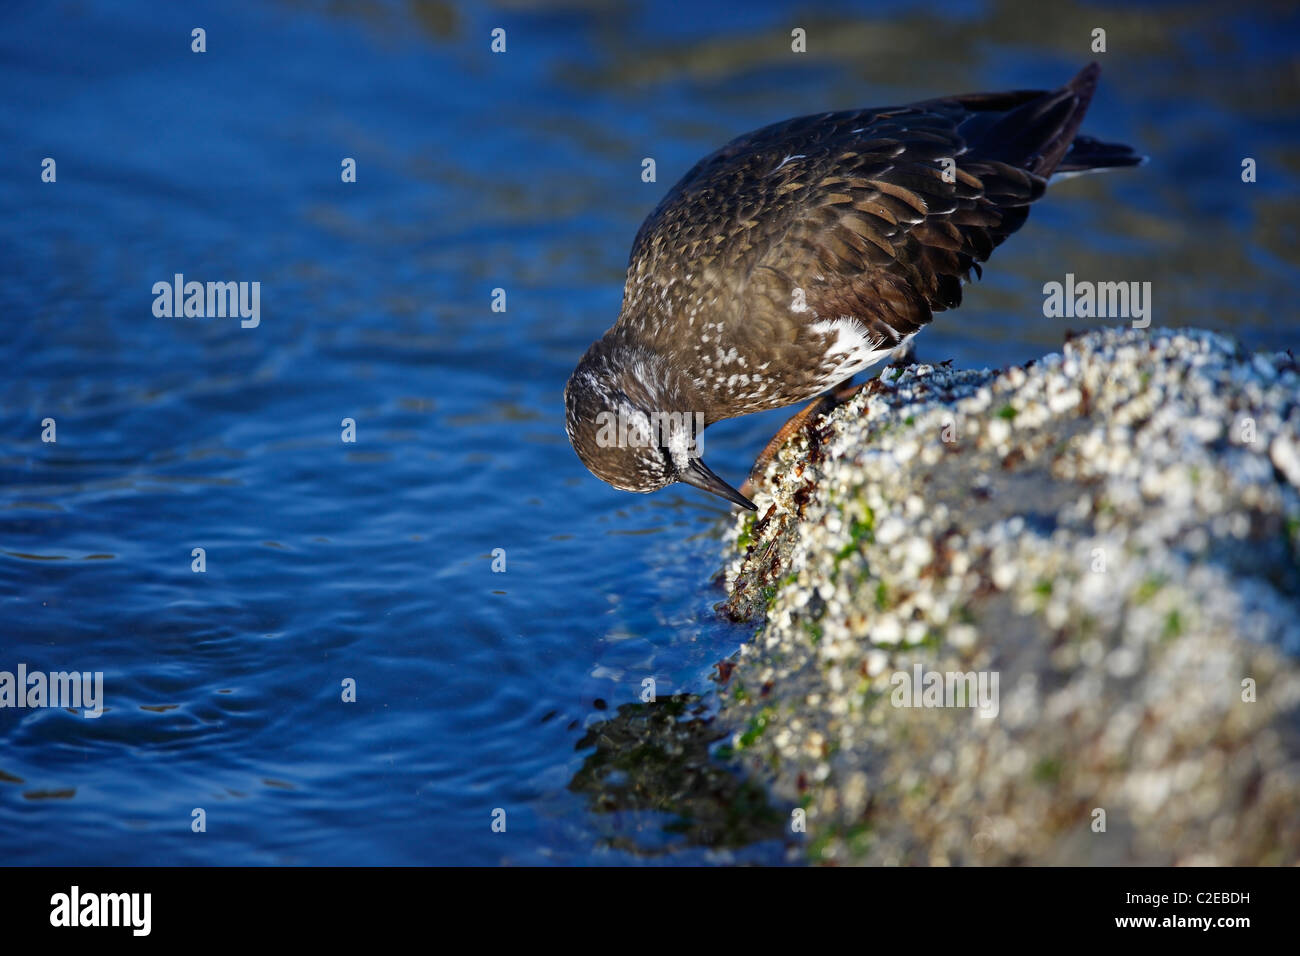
<box><xmin>680</xmin><ymin>457</ymin><xmax>757</xmax><ymax>511</ymax></box>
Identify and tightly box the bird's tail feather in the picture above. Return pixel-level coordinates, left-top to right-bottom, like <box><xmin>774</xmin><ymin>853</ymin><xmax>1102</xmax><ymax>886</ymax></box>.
<box><xmin>970</xmin><ymin>62</ymin><xmax>1099</xmax><ymax>177</ymax></box>
<box><xmin>1054</xmin><ymin>133</ymin><xmax>1147</xmax><ymax>175</ymax></box>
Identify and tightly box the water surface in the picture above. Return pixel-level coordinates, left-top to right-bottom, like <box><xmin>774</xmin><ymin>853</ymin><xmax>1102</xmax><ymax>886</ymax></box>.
<box><xmin>2</xmin><ymin>0</ymin><xmax>1296</xmax><ymax>864</ymax></box>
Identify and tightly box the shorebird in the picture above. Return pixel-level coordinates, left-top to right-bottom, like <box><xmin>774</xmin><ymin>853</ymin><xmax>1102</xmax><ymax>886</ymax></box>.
<box><xmin>565</xmin><ymin>63</ymin><xmax>1141</xmax><ymax>510</ymax></box>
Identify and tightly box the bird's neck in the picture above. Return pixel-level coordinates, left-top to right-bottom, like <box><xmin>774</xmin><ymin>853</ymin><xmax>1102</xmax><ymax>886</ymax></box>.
<box><xmin>601</xmin><ymin>334</ymin><xmax>710</xmax><ymax>422</ymax></box>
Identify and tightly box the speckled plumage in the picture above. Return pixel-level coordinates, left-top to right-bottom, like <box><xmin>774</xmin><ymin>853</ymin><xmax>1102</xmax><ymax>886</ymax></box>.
<box><xmin>566</xmin><ymin>63</ymin><xmax>1141</xmax><ymax>509</ymax></box>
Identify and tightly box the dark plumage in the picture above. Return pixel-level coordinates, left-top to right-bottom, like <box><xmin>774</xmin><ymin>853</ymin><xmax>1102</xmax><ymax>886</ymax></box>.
<box><xmin>565</xmin><ymin>63</ymin><xmax>1142</xmax><ymax>510</ymax></box>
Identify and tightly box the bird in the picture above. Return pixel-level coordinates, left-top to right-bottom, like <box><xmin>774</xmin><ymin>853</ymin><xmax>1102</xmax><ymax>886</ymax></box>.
<box><xmin>564</xmin><ymin>63</ymin><xmax>1142</xmax><ymax>511</ymax></box>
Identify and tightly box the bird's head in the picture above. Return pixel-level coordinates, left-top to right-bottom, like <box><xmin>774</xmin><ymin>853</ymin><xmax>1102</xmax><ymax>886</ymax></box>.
<box><xmin>564</xmin><ymin>337</ymin><xmax>755</xmax><ymax>510</ymax></box>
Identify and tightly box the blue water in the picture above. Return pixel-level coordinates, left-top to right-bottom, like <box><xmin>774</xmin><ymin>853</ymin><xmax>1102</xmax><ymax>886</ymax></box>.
<box><xmin>2</xmin><ymin>0</ymin><xmax>1297</xmax><ymax>865</ymax></box>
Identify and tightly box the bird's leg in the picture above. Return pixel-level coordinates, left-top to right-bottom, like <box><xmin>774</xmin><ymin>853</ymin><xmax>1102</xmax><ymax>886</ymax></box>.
<box><xmin>744</xmin><ymin>393</ymin><xmax>837</xmax><ymax>490</ymax></box>
<box><xmin>889</xmin><ymin>334</ymin><xmax>918</xmax><ymax>368</ymax></box>
<box><xmin>741</xmin><ymin>343</ymin><xmax>923</xmax><ymax>496</ymax></box>
<box><xmin>828</xmin><ymin>376</ymin><xmax>867</xmax><ymax>403</ymax></box>
<box><xmin>741</xmin><ymin>376</ymin><xmax>865</xmax><ymax>496</ymax></box>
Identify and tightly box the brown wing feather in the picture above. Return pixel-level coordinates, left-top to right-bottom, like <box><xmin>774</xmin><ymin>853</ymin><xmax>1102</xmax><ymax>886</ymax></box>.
<box><xmin>615</xmin><ymin>66</ymin><xmax>1103</xmax><ymax>416</ymax></box>
<box><xmin>623</xmin><ymin>110</ymin><xmax>1044</xmax><ymax>355</ymax></box>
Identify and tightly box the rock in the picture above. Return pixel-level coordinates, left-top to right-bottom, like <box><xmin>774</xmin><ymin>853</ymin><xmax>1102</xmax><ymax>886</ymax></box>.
<box><xmin>717</xmin><ymin>327</ymin><xmax>1300</xmax><ymax>865</ymax></box>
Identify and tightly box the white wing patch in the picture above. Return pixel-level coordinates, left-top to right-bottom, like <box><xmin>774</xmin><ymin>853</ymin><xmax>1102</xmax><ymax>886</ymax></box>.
<box><xmin>810</xmin><ymin>318</ymin><xmax>914</xmax><ymax>388</ymax></box>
